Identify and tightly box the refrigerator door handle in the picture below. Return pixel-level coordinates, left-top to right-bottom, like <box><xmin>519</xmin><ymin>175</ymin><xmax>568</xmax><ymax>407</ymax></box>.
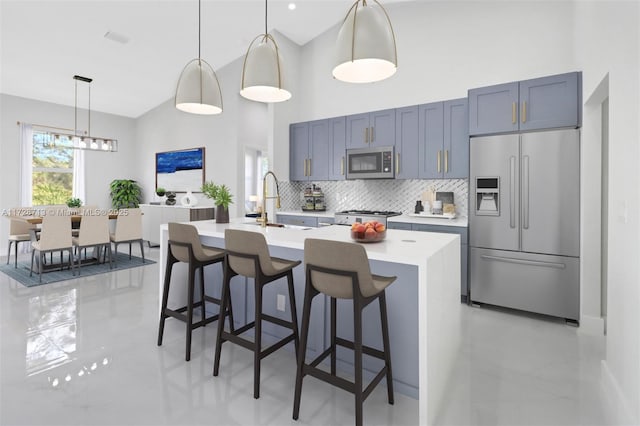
<box><xmin>509</xmin><ymin>156</ymin><xmax>516</xmax><ymax>228</ymax></box>
<box><xmin>481</xmin><ymin>254</ymin><xmax>567</xmax><ymax>270</ymax></box>
<box><xmin>523</xmin><ymin>155</ymin><xmax>530</xmax><ymax>229</ymax></box>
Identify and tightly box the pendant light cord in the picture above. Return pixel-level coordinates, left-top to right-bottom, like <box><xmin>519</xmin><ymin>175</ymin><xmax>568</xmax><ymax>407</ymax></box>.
<box><xmin>198</xmin><ymin>0</ymin><xmax>201</xmax><ymax>59</ymax></box>
<box><xmin>74</xmin><ymin>79</ymin><xmax>77</xmax><ymax>136</ymax></box>
<box><xmin>264</xmin><ymin>0</ymin><xmax>268</xmax><ymax>35</ymax></box>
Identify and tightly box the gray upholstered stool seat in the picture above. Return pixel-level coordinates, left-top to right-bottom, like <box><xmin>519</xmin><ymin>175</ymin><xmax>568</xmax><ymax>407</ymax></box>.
<box><xmin>213</xmin><ymin>229</ymin><xmax>300</xmax><ymax>399</ymax></box>
<box><xmin>293</xmin><ymin>238</ymin><xmax>396</xmax><ymax>426</ymax></box>
<box><xmin>157</xmin><ymin>223</ymin><xmax>233</xmax><ymax>361</ymax></box>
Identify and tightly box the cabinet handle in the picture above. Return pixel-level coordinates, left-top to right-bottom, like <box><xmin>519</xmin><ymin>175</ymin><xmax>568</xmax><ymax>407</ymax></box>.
<box><xmin>396</xmin><ymin>153</ymin><xmax>400</xmax><ymax>175</ymax></box>
<box><xmin>303</xmin><ymin>159</ymin><xmax>307</xmax><ymax>176</ymax></box>
<box><xmin>437</xmin><ymin>150</ymin><xmax>441</xmax><ymax>173</ymax></box>
<box><xmin>445</xmin><ymin>150</ymin><xmax>449</xmax><ymax>173</ymax></box>
<box><xmin>523</xmin><ymin>155</ymin><xmax>530</xmax><ymax>229</ymax></box>
<box><xmin>521</xmin><ymin>101</ymin><xmax>527</xmax><ymax>123</ymax></box>
<box><xmin>370</xmin><ymin>126</ymin><xmax>374</xmax><ymax>143</ymax></box>
<box><xmin>509</xmin><ymin>156</ymin><xmax>516</xmax><ymax>228</ymax></box>
<box><xmin>341</xmin><ymin>156</ymin><xmax>345</xmax><ymax>175</ymax></box>
<box><xmin>364</xmin><ymin>127</ymin><xmax>369</xmax><ymax>144</ymax></box>
<box><xmin>308</xmin><ymin>159</ymin><xmax>312</xmax><ymax>176</ymax></box>
<box><xmin>512</xmin><ymin>102</ymin><xmax>517</xmax><ymax>124</ymax></box>
<box><xmin>481</xmin><ymin>255</ymin><xmax>566</xmax><ymax>270</ymax></box>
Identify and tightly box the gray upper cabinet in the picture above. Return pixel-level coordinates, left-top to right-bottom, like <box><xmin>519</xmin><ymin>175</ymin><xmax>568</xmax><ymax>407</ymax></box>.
<box><xmin>328</xmin><ymin>117</ymin><xmax>347</xmax><ymax>180</ymax></box>
<box><xmin>468</xmin><ymin>71</ymin><xmax>581</xmax><ymax>136</ymax></box>
<box><xmin>519</xmin><ymin>72</ymin><xmax>581</xmax><ymax>131</ymax></box>
<box><xmin>346</xmin><ymin>108</ymin><xmax>396</xmax><ymax>148</ymax></box>
<box><xmin>418</xmin><ymin>102</ymin><xmax>444</xmax><ymax>179</ymax></box>
<box><xmin>418</xmin><ymin>99</ymin><xmax>469</xmax><ymax>179</ymax></box>
<box><xmin>289</xmin><ymin>120</ymin><xmax>330</xmax><ymax>181</ymax></box>
<box><xmin>290</xmin><ymin>122</ymin><xmax>309</xmax><ymax>181</ymax></box>
<box><xmin>443</xmin><ymin>98</ymin><xmax>469</xmax><ymax>178</ymax></box>
<box><xmin>395</xmin><ymin>106</ymin><xmax>419</xmax><ymax>179</ymax></box>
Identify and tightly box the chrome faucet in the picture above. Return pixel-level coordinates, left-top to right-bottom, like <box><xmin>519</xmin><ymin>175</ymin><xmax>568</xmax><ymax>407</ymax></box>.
<box><xmin>259</xmin><ymin>171</ymin><xmax>281</xmax><ymax>227</ymax></box>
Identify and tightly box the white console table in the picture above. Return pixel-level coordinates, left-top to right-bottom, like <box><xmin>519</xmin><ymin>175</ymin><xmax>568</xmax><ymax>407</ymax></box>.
<box><xmin>139</xmin><ymin>203</ymin><xmax>214</xmax><ymax>246</ymax></box>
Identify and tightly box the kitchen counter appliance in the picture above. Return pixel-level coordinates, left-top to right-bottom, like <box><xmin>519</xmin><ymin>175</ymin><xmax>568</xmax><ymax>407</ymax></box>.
<box><xmin>346</xmin><ymin>146</ymin><xmax>395</xmax><ymax>179</ymax></box>
<box><xmin>334</xmin><ymin>210</ymin><xmax>402</xmax><ymax>226</ymax></box>
<box><xmin>469</xmin><ymin>128</ymin><xmax>580</xmax><ymax>322</ymax></box>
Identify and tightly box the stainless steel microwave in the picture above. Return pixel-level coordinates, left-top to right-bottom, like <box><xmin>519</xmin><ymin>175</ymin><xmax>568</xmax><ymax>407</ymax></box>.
<box><xmin>346</xmin><ymin>146</ymin><xmax>395</xmax><ymax>179</ymax></box>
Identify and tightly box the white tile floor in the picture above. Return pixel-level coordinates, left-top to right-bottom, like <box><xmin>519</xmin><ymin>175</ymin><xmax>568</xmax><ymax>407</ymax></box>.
<box><xmin>0</xmin><ymin>247</ymin><xmax>613</xmax><ymax>426</ymax></box>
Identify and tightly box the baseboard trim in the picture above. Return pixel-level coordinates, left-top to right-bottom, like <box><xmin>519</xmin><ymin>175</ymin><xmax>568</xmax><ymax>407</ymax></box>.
<box><xmin>579</xmin><ymin>314</ymin><xmax>605</xmax><ymax>335</ymax></box>
<box><xmin>601</xmin><ymin>359</ymin><xmax>637</xmax><ymax>425</ymax></box>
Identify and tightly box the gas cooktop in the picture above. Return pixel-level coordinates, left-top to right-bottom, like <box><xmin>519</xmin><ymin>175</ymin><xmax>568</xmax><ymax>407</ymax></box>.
<box><xmin>334</xmin><ymin>210</ymin><xmax>402</xmax><ymax>226</ymax></box>
<box><xmin>336</xmin><ymin>210</ymin><xmax>402</xmax><ymax>217</ymax></box>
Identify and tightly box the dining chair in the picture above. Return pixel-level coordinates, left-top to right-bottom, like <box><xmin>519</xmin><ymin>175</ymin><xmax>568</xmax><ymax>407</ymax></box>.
<box><xmin>6</xmin><ymin>208</ymin><xmax>36</xmax><ymax>268</ymax></box>
<box><xmin>72</xmin><ymin>207</ymin><xmax>112</xmax><ymax>274</ymax></box>
<box><xmin>110</xmin><ymin>208</ymin><xmax>145</xmax><ymax>265</ymax></box>
<box><xmin>30</xmin><ymin>212</ymin><xmax>76</xmax><ymax>283</ymax></box>
<box><xmin>293</xmin><ymin>238</ymin><xmax>396</xmax><ymax>426</ymax></box>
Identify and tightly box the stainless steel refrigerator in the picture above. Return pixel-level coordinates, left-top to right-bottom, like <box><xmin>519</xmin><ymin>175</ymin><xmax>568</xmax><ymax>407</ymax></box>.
<box><xmin>469</xmin><ymin>129</ymin><xmax>580</xmax><ymax>322</ymax></box>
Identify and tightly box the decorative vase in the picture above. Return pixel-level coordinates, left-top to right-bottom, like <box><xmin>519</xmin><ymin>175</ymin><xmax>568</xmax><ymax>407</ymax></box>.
<box><xmin>215</xmin><ymin>205</ymin><xmax>229</xmax><ymax>224</ymax></box>
<box><xmin>180</xmin><ymin>190</ymin><xmax>198</xmax><ymax>207</ymax></box>
<box><xmin>165</xmin><ymin>192</ymin><xmax>177</xmax><ymax>206</ymax></box>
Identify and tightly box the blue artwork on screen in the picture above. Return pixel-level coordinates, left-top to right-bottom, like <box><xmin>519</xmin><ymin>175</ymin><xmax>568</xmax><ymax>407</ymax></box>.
<box><xmin>155</xmin><ymin>147</ymin><xmax>205</xmax><ymax>192</ymax></box>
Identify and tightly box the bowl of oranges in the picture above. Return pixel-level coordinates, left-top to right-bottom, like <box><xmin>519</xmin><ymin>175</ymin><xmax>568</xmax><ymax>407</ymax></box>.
<box><xmin>350</xmin><ymin>221</ymin><xmax>386</xmax><ymax>243</ymax></box>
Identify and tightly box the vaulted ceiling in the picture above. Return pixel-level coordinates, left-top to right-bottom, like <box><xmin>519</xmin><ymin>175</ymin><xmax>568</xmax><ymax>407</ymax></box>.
<box><xmin>1</xmin><ymin>0</ymin><xmax>410</xmax><ymax>118</ymax></box>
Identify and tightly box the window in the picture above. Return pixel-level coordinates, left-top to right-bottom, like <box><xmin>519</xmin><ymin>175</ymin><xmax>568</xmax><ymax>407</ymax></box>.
<box><xmin>31</xmin><ymin>132</ymin><xmax>74</xmax><ymax>205</ymax></box>
<box><xmin>244</xmin><ymin>147</ymin><xmax>268</xmax><ymax>213</ymax></box>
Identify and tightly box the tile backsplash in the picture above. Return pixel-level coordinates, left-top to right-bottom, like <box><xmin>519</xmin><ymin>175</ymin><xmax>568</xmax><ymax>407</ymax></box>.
<box><xmin>279</xmin><ymin>179</ymin><xmax>468</xmax><ymax>217</ymax></box>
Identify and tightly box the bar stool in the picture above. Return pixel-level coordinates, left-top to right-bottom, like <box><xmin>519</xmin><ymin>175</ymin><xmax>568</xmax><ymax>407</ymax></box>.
<box><xmin>157</xmin><ymin>223</ymin><xmax>233</xmax><ymax>361</ymax></box>
<box><xmin>293</xmin><ymin>238</ymin><xmax>396</xmax><ymax>426</ymax></box>
<box><xmin>213</xmin><ymin>229</ymin><xmax>300</xmax><ymax>399</ymax></box>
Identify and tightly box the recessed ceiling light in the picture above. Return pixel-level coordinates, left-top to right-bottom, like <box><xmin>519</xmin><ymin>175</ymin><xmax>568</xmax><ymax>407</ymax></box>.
<box><xmin>288</xmin><ymin>3</ymin><xmax>296</xmax><ymax>10</ymax></box>
<box><xmin>104</xmin><ymin>31</ymin><xmax>130</xmax><ymax>44</ymax></box>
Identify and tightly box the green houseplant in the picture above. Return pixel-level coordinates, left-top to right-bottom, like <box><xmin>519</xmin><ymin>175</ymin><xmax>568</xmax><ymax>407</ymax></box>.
<box><xmin>110</xmin><ymin>179</ymin><xmax>142</xmax><ymax>209</ymax></box>
<box><xmin>201</xmin><ymin>181</ymin><xmax>233</xmax><ymax>223</ymax></box>
<box><xmin>66</xmin><ymin>197</ymin><xmax>83</xmax><ymax>208</ymax></box>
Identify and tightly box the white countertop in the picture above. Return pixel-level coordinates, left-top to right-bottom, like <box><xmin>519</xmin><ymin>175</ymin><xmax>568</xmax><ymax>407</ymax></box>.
<box><xmin>174</xmin><ymin>218</ymin><xmax>458</xmax><ymax>267</ymax></box>
<box><xmin>275</xmin><ymin>210</ymin><xmax>336</xmax><ymax>218</ymax></box>
<box><xmin>388</xmin><ymin>214</ymin><xmax>468</xmax><ymax>227</ymax></box>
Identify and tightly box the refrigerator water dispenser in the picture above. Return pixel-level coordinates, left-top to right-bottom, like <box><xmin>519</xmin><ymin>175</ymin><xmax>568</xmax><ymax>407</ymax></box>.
<box><xmin>476</xmin><ymin>177</ymin><xmax>499</xmax><ymax>216</ymax></box>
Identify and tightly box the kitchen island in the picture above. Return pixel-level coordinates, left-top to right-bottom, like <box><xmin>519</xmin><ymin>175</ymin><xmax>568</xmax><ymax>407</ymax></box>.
<box><xmin>159</xmin><ymin>219</ymin><xmax>461</xmax><ymax>425</ymax></box>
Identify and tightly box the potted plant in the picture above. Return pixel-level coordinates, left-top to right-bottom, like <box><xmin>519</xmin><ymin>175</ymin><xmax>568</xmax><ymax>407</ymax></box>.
<box><xmin>156</xmin><ymin>187</ymin><xmax>166</xmax><ymax>197</ymax></box>
<box><xmin>66</xmin><ymin>197</ymin><xmax>83</xmax><ymax>208</ymax></box>
<box><xmin>201</xmin><ymin>181</ymin><xmax>233</xmax><ymax>223</ymax></box>
<box><xmin>110</xmin><ymin>179</ymin><xmax>142</xmax><ymax>209</ymax></box>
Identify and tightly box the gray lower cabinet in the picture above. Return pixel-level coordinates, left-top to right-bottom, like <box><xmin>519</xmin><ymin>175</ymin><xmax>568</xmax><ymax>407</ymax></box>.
<box><xmin>388</xmin><ymin>222</ymin><xmax>468</xmax><ymax>300</ymax></box>
<box><xmin>276</xmin><ymin>214</ymin><xmax>335</xmax><ymax>228</ymax></box>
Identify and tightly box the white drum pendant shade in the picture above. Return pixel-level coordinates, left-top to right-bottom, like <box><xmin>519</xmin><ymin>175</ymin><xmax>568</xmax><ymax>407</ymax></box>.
<box><xmin>333</xmin><ymin>0</ymin><xmax>397</xmax><ymax>83</ymax></box>
<box><xmin>175</xmin><ymin>58</ymin><xmax>223</xmax><ymax>115</ymax></box>
<box><xmin>240</xmin><ymin>35</ymin><xmax>292</xmax><ymax>103</ymax></box>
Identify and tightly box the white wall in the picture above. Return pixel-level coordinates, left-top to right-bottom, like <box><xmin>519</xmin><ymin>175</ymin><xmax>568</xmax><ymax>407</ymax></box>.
<box><xmin>573</xmin><ymin>2</ymin><xmax>640</xmax><ymax>423</ymax></box>
<box><xmin>0</xmin><ymin>93</ymin><xmax>136</xmax><ymax>253</ymax></box>
<box><xmin>134</xmin><ymin>54</ymin><xmax>268</xmax><ymax>218</ymax></box>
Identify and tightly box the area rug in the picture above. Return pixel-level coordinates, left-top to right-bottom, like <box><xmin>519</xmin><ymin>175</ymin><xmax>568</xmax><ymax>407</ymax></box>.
<box><xmin>0</xmin><ymin>253</ymin><xmax>155</xmax><ymax>287</ymax></box>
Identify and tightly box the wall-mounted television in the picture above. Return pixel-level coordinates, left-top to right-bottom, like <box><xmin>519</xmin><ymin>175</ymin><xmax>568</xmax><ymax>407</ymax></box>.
<box><xmin>155</xmin><ymin>147</ymin><xmax>205</xmax><ymax>192</ymax></box>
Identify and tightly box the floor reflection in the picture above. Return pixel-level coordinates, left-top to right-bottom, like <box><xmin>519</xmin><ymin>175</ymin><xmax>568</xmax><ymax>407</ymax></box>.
<box><xmin>26</xmin><ymin>289</ymin><xmax>77</xmax><ymax>376</ymax></box>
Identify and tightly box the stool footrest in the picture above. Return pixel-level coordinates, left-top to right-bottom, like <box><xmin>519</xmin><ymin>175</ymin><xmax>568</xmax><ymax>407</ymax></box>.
<box><xmin>301</xmin><ymin>360</ymin><xmax>388</xmax><ymax>402</ymax></box>
<box><xmin>335</xmin><ymin>337</ymin><xmax>386</xmax><ymax>361</ymax></box>
<box><xmin>221</xmin><ymin>330</ymin><xmax>296</xmax><ymax>359</ymax></box>
<box><xmin>162</xmin><ymin>307</ymin><xmax>220</xmax><ymax>329</ymax></box>
<box><xmin>261</xmin><ymin>313</ymin><xmax>295</xmax><ymax>329</ymax></box>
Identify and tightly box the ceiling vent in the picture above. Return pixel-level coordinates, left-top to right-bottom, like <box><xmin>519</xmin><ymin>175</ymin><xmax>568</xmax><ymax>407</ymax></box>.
<box><xmin>104</xmin><ymin>31</ymin><xmax>130</xmax><ymax>45</ymax></box>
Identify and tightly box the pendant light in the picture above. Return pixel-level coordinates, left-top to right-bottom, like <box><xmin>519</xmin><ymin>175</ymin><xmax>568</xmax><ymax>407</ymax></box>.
<box><xmin>175</xmin><ymin>0</ymin><xmax>223</xmax><ymax>115</ymax></box>
<box><xmin>333</xmin><ymin>0</ymin><xmax>398</xmax><ymax>83</ymax></box>
<box><xmin>240</xmin><ymin>0</ymin><xmax>291</xmax><ymax>103</ymax></box>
